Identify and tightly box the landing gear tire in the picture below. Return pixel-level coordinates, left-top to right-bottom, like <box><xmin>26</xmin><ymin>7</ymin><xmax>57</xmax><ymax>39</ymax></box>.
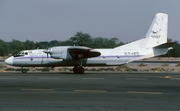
<box><xmin>73</xmin><ymin>66</ymin><xmax>79</xmax><ymax>74</ymax></box>
<box><xmin>22</xmin><ymin>69</ymin><xmax>27</xmax><ymax>73</ymax></box>
<box><xmin>73</xmin><ymin>66</ymin><xmax>85</xmax><ymax>74</ymax></box>
<box><xmin>78</xmin><ymin>66</ymin><xmax>84</xmax><ymax>74</ymax></box>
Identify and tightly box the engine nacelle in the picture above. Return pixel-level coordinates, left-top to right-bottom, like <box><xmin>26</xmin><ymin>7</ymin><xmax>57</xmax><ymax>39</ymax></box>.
<box><xmin>49</xmin><ymin>46</ymin><xmax>72</xmax><ymax>60</ymax></box>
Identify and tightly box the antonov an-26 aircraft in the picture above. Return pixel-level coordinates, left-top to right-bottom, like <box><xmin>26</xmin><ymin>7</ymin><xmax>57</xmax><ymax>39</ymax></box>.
<box><xmin>5</xmin><ymin>13</ymin><xmax>173</xmax><ymax>74</ymax></box>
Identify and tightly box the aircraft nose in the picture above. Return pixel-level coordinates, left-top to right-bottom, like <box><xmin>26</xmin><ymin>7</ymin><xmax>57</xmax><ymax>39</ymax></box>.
<box><xmin>5</xmin><ymin>56</ymin><xmax>14</xmax><ymax>65</ymax></box>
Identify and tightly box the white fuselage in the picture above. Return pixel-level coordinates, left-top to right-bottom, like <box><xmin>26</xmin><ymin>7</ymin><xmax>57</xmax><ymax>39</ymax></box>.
<box><xmin>5</xmin><ymin>47</ymin><xmax>153</xmax><ymax>67</ymax></box>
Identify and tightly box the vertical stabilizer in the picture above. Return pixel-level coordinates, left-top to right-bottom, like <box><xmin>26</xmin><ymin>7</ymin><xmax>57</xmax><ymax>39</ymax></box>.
<box><xmin>142</xmin><ymin>13</ymin><xmax>168</xmax><ymax>47</ymax></box>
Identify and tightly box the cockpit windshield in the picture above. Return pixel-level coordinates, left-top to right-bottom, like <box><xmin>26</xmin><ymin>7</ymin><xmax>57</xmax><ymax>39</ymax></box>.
<box><xmin>14</xmin><ymin>51</ymin><xmax>28</xmax><ymax>57</ymax></box>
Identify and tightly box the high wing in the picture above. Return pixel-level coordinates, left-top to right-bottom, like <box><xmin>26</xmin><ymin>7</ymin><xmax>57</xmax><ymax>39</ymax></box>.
<box><xmin>68</xmin><ymin>46</ymin><xmax>101</xmax><ymax>60</ymax></box>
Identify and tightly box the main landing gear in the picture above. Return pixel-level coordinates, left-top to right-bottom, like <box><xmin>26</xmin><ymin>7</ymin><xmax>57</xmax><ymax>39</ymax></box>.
<box><xmin>73</xmin><ymin>60</ymin><xmax>85</xmax><ymax>74</ymax></box>
<box><xmin>73</xmin><ymin>66</ymin><xmax>85</xmax><ymax>74</ymax></box>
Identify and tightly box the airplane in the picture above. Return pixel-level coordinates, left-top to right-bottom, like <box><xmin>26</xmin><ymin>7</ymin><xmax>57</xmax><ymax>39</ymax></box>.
<box><xmin>5</xmin><ymin>13</ymin><xmax>173</xmax><ymax>74</ymax></box>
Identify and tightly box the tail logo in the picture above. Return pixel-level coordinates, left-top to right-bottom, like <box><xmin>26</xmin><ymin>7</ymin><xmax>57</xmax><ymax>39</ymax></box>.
<box><xmin>151</xmin><ymin>34</ymin><xmax>161</xmax><ymax>38</ymax></box>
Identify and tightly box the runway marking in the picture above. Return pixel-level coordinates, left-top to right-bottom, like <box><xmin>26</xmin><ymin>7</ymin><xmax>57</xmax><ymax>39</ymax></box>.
<box><xmin>38</xmin><ymin>78</ymin><xmax>61</xmax><ymax>80</ymax></box>
<box><xmin>82</xmin><ymin>78</ymin><xmax>104</xmax><ymax>80</ymax></box>
<box><xmin>159</xmin><ymin>76</ymin><xmax>180</xmax><ymax>80</ymax></box>
<box><xmin>127</xmin><ymin>91</ymin><xmax>162</xmax><ymax>95</ymax></box>
<box><xmin>170</xmin><ymin>78</ymin><xmax>180</xmax><ymax>80</ymax></box>
<box><xmin>126</xmin><ymin>78</ymin><xmax>148</xmax><ymax>80</ymax></box>
<box><xmin>21</xmin><ymin>89</ymin><xmax>54</xmax><ymax>91</ymax></box>
<box><xmin>164</xmin><ymin>76</ymin><xmax>172</xmax><ymax>79</ymax></box>
<box><xmin>0</xmin><ymin>78</ymin><xmax>16</xmax><ymax>80</ymax></box>
<box><xmin>74</xmin><ymin>90</ymin><xmax>107</xmax><ymax>93</ymax></box>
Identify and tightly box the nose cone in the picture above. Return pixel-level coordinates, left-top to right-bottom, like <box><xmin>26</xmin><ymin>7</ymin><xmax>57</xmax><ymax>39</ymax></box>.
<box><xmin>5</xmin><ymin>56</ymin><xmax>14</xmax><ymax>65</ymax></box>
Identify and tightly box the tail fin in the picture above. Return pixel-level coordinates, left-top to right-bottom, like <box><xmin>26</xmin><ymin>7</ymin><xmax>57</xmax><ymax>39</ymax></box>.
<box><xmin>142</xmin><ymin>13</ymin><xmax>168</xmax><ymax>48</ymax></box>
<box><xmin>112</xmin><ymin>13</ymin><xmax>171</xmax><ymax>64</ymax></box>
<box><xmin>114</xmin><ymin>13</ymin><xmax>168</xmax><ymax>50</ymax></box>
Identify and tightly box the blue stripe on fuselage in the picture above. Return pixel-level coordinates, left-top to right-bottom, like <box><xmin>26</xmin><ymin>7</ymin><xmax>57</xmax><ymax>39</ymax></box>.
<box><xmin>13</xmin><ymin>55</ymin><xmax>143</xmax><ymax>60</ymax></box>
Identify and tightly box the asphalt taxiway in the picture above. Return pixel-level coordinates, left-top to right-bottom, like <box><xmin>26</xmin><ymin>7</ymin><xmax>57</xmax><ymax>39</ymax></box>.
<box><xmin>0</xmin><ymin>72</ymin><xmax>180</xmax><ymax>111</ymax></box>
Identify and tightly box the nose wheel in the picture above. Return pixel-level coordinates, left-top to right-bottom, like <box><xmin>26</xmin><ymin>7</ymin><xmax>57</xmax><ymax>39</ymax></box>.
<box><xmin>22</xmin><ymin>69</ymin><xmax>27</xmax><ymax>73</ymax></box>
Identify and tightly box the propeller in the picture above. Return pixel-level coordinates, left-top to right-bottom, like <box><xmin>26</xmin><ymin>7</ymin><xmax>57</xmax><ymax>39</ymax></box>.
<box><xmin>43</xmin><ymin>48</ymin><xmax>51</xmax><ymax>58</ymax></box>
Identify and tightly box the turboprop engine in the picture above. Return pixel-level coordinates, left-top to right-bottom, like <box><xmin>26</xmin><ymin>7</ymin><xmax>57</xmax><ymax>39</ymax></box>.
<box><xmin>44</xmin><ymin>46</ymin><xmax>72</xmax><ymax>60</ymax></box>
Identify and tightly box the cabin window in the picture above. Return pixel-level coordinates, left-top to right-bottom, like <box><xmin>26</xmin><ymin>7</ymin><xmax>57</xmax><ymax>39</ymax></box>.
<box><xmin>25</xmin><ymin>52</ymin><xmax>28</xmax><ymax>55</ymax></box>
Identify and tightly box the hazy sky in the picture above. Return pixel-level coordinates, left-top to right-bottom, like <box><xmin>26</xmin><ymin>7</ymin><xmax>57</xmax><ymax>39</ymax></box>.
<box><xmin>0</xmin><ymin>0</ymin><xmax>180</xmax><ymax>42</ymax></box>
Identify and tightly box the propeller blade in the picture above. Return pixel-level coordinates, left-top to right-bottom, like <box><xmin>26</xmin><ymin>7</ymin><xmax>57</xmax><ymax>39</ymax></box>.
<box><xmin>43</xmin><ymin>48</ymin><xmax>50</xmax><ymax>58</ymax></box>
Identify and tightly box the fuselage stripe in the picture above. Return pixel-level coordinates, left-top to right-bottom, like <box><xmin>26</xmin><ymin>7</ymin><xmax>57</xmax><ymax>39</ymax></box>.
<box><xmin>13</xmin><ymin>55</ymin><xmax>143</xmax><ymax>60</ymax></box>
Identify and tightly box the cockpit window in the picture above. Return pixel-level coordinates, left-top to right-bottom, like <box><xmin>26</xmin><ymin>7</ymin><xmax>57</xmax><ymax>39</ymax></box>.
<box><xmin>14</xmin><ymin>51</ymin><xmax>28</xmax><ymax>57</ymax></box>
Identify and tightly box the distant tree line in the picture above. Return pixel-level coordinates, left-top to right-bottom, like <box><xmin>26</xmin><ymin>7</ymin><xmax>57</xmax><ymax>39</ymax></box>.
<box><xmin>0</xmin><ymin>32</ymin><xmax>179</xmax><ymax>57</ymax></box>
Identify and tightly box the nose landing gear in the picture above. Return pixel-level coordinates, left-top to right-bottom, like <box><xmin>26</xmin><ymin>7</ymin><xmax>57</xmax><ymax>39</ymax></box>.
<box><xmin>22</xmin><ymin>68</ymin><xmax>27</xmax><ymax>73</ymax></box>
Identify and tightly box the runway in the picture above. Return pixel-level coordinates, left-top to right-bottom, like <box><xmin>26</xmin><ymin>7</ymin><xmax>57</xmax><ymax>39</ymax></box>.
<box><xmin>0</xmin><ymin>72</ymin><xmax>180</xmax><ymax>111</ymax></box>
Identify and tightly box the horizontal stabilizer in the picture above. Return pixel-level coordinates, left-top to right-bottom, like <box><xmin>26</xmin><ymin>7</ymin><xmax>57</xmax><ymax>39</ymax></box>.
<box><xmin>154</xmin><ymin>42</ymin><xmax>175</xmax><ymax>48</ymax></box>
